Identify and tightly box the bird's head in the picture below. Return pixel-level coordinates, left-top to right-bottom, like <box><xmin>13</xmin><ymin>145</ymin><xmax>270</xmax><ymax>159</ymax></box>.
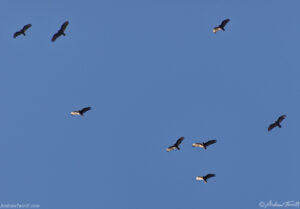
<box><xmin>70</xmin><ymin>111</ymin><xmax>79</xmax><ymax>115</ymax></box>
<box><xmin>196</xmin><ymin>176</ymin><xmax>203</xmax><ymax>181</ymax></box>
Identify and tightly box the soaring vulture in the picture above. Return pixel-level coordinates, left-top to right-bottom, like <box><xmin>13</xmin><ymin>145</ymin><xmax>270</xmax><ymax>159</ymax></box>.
<box><xmin>196</xmin><ymin>174</ymin><xmax>216</xmax><ymax>183</ymax></box>
<box><xmin>213</xmin><ymin>19</ymin><xmax>230</xmax><ymax>33</ymax></box>
<box><xmin>70</xmin><ymin>107</ymin><xmax>91</xmax><ymax>116</ymax></box>
<box><xmin>268</xmin><ymin>115</ymin><xmax>286</xmax><ymax>131</ymax></box>
<box><xmin>166</xmin><ymin>137</ymin><xmax>184</xmax><ymax>152</ymax></box>
<box><xmin>51</xmin><ymin>21</ymin><xmax>69</xmax><ymax>42</ymax></box>
<box><xmin>13</xmin><ymin>24</ymin><xmax>32</xmax><ymax>38</ymax></box>
<box><xmin>192</xmin><ymin>139</ymin><xmax>217</xmax><ymax>150</ymax></box>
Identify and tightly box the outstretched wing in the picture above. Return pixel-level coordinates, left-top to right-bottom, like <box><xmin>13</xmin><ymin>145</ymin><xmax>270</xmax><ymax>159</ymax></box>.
<box><xmin>13</xmin><ymin>31</ymin><xmax>22</xmax><ymax>38</ymax></box>
<box><xmin>220</xmin><ymin>19</ymin><xmax>230</xmax><ymax>28</ymax></box>
<box><xmin>204</xmin><ymin>139</ymin><xmax>217</xmax><ymax>147</ymax></box>
<box><xmin>204</xmin><ymin>173</ymin><xmax>216</xmax><ymax>179</ymax></box>
<box><xmin>166</xmin><ymin>146</ymin><xmax>176</xmax><ymax>152</ymax></box>
<box><xmin>277</xmin><ymin>115</ymin><xmax>286</xmax><ymax>124</ymax></box>
<box><xmin>60</xmin><ymin>21</ymin><xmax>69</xmax><ymax>33</ymax></box>
<box><xmin>192</xmin><ymin>143</ymin><xmax>204</xmax><ymax>148</ymax></box>
<box><xmin>175</xmin><ymin>137</ymin><xmax>184</xmax><ymax>147</ymax></box>
<box><xmin>268</xmin><ymin>122</ymin><xmax>277</xmax><ymax>131</ymax></box>
<box><xmin>80</xmin><ymin>107</ymin><xmax>91</xmax><ymax>114</ymax></box>
<box><xmin>51</xmin><ymin>32</ymin><xmax>61</xmax><ymax>42</ymax></box>
<box><xmin>23</xmin><ymin>24</ymin><xmax>32</xmax><ymax>32</ymax></box>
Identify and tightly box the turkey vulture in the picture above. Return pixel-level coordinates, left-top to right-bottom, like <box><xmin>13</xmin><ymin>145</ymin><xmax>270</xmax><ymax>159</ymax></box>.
<box><xmin>192</xmin><ymin>139</ymin><xmax>217</xmax><ymax>150</ymax></box>
<box><xmin>13</xmin><ymin>24</ymin><xmax>32</xmax><ymax>38</ymax></box>
<box><xmin>51</xmin><ymin>21</ymin><xmax>69</xmax><ymax>42</ymax></box>
<box><xmin>268</xmin><ymin>115</ymin><xmax>286</xmax><ymax>131</ymax></box>
<box><xmin>213</xmin><ymin>19</ymin><xmax>230</xmax><ymax>33</ymax></box>
<box><xmin>166</xmin><ymin>137</ymin><xmax>184</xmax><ymax>152</ymax></box>
<box><xmin>70</xmin><ymin>107</ymin><xmax>91</xmax><ymax>116</ymax></box>
<box><xmin>196</xmin><ymin>173</ymin><xmax>216</xmax><ymax>183</ymax></box>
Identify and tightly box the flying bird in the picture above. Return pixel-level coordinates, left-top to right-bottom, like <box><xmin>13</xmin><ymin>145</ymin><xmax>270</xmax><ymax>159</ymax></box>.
<box><xmin>70</xmin><ymin>107</ymin><xmax>91</xmax><ymax>116</ymax></box>
<box><xmin>192</xmin><ymin>139</ymin><xmax>217</xmax><ymax>150</ymax></box>
<box><xmin>196</xmin><ymin>174</ymin><xmax>216</xmax><ymax>183</ymax></box>
<box><xmin>166</xmin><ymin>137</ymin><xmax>184</xmax><ymax>152</ymax></box>
<box><xmin>13</xmin><ymin>24</ymin><xmax>32</xmax><ymax>38</ymax></box>
<box><xmin>51</xmin><ymin>21</ymin><xmax>69</xmax><ymax>42</ymax></box>
<box><xmin>213</xmin><ymin>19</ymin><xmax>230</xmax><ymax>33</ymax></box>
<box><xmin>268</xmin><ymin>115</ymin><xmax>286</xmax><ymax>131</ymax></box>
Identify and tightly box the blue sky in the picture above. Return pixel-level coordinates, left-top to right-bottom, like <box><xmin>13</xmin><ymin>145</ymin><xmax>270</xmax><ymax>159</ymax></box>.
<box><xmin>0</xmin><ymin>0</ymin><xmax>300</xmax><ymax>208</ymax></box>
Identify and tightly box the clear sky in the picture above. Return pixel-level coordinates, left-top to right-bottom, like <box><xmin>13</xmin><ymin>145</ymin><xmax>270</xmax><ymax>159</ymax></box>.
<box><xmin>0</xmin><ymin>0</ymin><xmax>299</xmax><ymax>209</ymax></box>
